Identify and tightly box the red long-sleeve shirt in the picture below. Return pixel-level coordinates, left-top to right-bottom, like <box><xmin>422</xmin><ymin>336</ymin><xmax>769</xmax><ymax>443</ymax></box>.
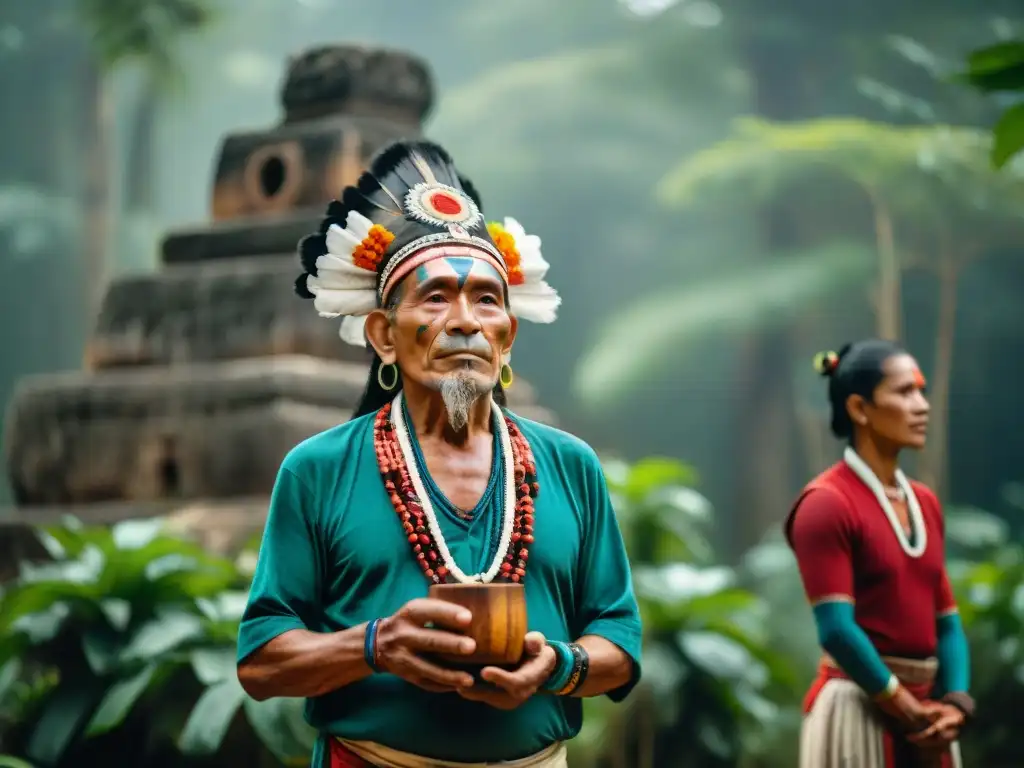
<box><xmin>785</xmin><ymin>461</ymin><xmax>956</xmax><ymax>658</ymax></box>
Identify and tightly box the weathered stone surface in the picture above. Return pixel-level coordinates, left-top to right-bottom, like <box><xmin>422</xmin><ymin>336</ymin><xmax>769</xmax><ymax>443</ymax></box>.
<box><xmin>4</xmin><ymin>356</ymin><xmax>363</xmax><ymax>505</ymax></box>
<box><xmin>210</xmin><ymin>114</ymin><xmax>418</xmax><ymax>222</ymax></box>
<box><xmin>87</xmin><ymin>255</ymin><xmax>371</xmax><ymax>368</ymax></box>
<box><xmin>280</xmin><ymin>45</ymin><xmax>433</xmax><ymax>125</ymax></box>
<box><xmin>5</xmin><ymin>355</ymin><xmax>555</xmax><ymax>506</ymax></box>
<box><xmin>161</xmin><ymin>211</ymin><xmax>319</xmax><ymax>264</ymax></box>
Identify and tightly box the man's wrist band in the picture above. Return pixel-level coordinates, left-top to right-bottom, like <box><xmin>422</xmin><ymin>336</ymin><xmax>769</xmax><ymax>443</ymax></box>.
<box><xmin>364</xmin><ymin>619</ymin><xmax>383</xmax><ymax>673</ymax></box>
<box><xmin>555</xmin><ymin>642</ymin><xmax>590</xmax><ymax>697</ymax></box>
<box><xmin>542</xmin><ymin>641</ymin><xmax>574</xmax><ymax>692</ymax></box>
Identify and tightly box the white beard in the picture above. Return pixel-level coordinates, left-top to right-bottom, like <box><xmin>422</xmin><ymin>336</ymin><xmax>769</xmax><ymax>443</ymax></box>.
<box><xmin>438</xmin><ymin>372</ymin><xmax>488</xmax><ymax>431</ymax></box>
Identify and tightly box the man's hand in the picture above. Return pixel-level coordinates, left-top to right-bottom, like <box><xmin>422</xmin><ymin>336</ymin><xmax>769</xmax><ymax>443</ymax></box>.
<box><xmin>457</xmin><ymin>632</ymin><xmax>557</xmax><ymax>710</ymax></box>
<box><xmin>375</xmin><ymin>598</ymin><xmax>477</xmax><ymax>693</ymax></box>
<box><xmin>907</xmin><ymin>703</ymin><xmax>964</xmax><ymax>749</ymax></box>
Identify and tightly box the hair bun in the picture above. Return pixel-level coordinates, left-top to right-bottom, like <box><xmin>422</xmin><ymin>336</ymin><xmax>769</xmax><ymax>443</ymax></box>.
<box><xmin>813</xmin><ymin>350</ymin><xmax>840</xmax><ymax>377</ymax></box>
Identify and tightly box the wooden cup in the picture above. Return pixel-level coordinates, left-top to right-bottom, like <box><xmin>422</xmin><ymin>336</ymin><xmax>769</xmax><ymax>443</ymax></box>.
<box><xmin>428</xmin><ymin>582</ymin><xmax>527</xmax><ymax>667</ymax></box>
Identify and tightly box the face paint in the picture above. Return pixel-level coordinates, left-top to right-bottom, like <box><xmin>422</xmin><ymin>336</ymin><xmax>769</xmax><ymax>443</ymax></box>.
<box><xmin>416</xmin><ymin>324</ymin><xmax>429</xmax><ymax>339</ymax></box>
<box><xmin>913</xmin><ymin>368</ymin><xmax>926</xmax><ymax>389</ymax></box>
<box><xmin>415</xmin><ymin>264</ymin><xmax>430</xmax><ymax>283</ymax></box>
<box><xmin>443</xmin><ymin>256</ymin><xmax>475</xmax><ymax>289</ymax></box>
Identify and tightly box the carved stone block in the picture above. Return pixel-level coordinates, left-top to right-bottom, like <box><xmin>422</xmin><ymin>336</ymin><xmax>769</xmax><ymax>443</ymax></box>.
<box><xmin>210</xmin><ymin>114</ymin><xmax>418</xmax><ymax>222</ymax></box>
<box><xmin>86</xmin><ymin>255</ymin><xmax>370</xmax><ymax>368</ymax></box>
<box><xmin>280</xmin><ymin>45</ymin><xmax>433</xmax><ymax>125</ymax></box>
<box><xmin>3</xmin><ymin>357</ymin><xmax>367</xmax><ymax>506</ymax></box>
<box><xmin>161</xmin><ymin>212</ymin><xmax>319</xmax><ymax>264</ymax></box>
<box><xmin>4</xmin><ymin>352</ymin><xmax>553</xmax><ymax>507</ymax></box>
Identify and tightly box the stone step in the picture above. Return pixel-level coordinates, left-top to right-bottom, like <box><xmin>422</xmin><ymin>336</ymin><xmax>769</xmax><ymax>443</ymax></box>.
<box><xmin>161</xmin><ymin>211</ymin><xmax>320</xmax><ymax>264</ymax></box>
<box><xmin>4</xmin><ymin>355</ymin><xmax>553</xmax><ymax>507</ymax></box>
<box><xmin>87</xmin><ymin>254</ymin><xmax>368</xmax><ymax>369</ymax></box>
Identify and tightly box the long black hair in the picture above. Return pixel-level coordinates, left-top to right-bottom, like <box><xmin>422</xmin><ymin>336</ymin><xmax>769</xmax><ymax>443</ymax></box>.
<box><xmin>814</xmin><ymin>339</ymin><xmax>906</xmax><ymax>439</ymax></box>
<box><xmin>352</xmin><ymin>353</ymin><xmax>507</xmax><ymax>418</ymax></box>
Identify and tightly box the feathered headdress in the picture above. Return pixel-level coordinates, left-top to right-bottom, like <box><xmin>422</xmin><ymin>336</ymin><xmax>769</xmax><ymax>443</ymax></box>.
<box><xmin>295</xmin><ymin>140</ymin><xmax>560</xmax><ymax>346</ymax></box>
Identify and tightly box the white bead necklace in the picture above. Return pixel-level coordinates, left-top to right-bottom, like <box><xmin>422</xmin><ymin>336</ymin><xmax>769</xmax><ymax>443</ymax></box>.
<box><xmin>389</xmin><ymin>393</ymin><xmax>517</xmax><ymax>584</ymax></box>
<box><xmin>843</xmin><ymin>447</ymin><xmax>927</xmax><ymax>558</ymax></box>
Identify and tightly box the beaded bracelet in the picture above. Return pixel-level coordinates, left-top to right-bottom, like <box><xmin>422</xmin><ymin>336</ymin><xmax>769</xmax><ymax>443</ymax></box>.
<box><xmin>542</xmin><ymin>641</ymin><xmax>575</xmax><ymax>693</ymax></box>
<box><xmin>364</xmin><ymin>619</ymin><xmax>383</xmax><ymax>673</ymax></box>
<box><xmin>555</xmin><ymin>643</ymin><xmax>590</xmax><ymax>697</ymax></box>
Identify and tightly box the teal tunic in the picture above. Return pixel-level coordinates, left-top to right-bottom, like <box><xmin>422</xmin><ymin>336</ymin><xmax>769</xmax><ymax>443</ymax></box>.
<box><xmin>237</xmin><ymin>408</ymin><xmax>643</xmax><ymax>765</ymax></box>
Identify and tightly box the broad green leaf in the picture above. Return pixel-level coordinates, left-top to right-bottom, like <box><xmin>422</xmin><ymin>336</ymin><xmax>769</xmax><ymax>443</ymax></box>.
<box><xmin>34</xmin><ymin>530</ymin><xmax>67</xmax><ymax>560</ymax></box>
<box><xmin>190</xmin><ymin>648</ymin><xmax>237</xmax><ymax>686</ymax></box>
<box><xmin>678</xmin><ymin>630</ymin><xmax>765</xmax><ymax>686</ymax></box>
<box><xmin>244</xmin><ymin>695</ymin><xmax>317</xmax><ymax>766</ymax></box>
<box><xmin>82</xmin><ymin>629</ymin><xmax>124</xmax><ymax>675</ymax></box>
<box><xmin>634</xmin><ymin>563</ymin><xmax>734</xmax><ymax>604</ymax></box>
<box><xmin>120</xmin><ymin>610</ymin><xmax>203</xmax><ymax>663</ymax></box>
<box><xmin>9</xmin><ymin>602</ymin><xmax>71</xmax><ymax>644</ymax></box>
<box><xmin>963</xmin><ymin>41</ymin><xmax>1024</xmax><ymax>91</ymax></box>
<box><xmin>572</xmin><ymin>242</ymin><xmax>875</xmax><ymax>409</ymax></box>
<box><xmin>177</xmin><ymin>677</ymin><xmax>247</xmax><ymax>755</ymax></box>
<box><xmin>623</xmin><ymin>458</ymin><xmax>698</xmax><ymax>500</ymax></box>
<box><xmin>944</xmin><ymin>508</ymin><xmax>1010</xmax><ymax>550</ymax></box>
<box><xmin>111</xmin><ymin>518</ymin><xmax>166</xmax><ymax>550</ymax></box>
<box><xmin>196</xmin><ymin>590</ymin><xmax>249</xmax><ymax>623</ymax></box>
<box><xmin>992</xmin><ymin>103</ymin><xmax>1024</xmax><ymax>168</ymax></box>
<box><xmin>99</xmin><ymin>598</ymin><xmax>131</xmax><ymax>631</ymax></box>
<box><xmin>85</xmin><ymin>664</ymin><xmax>157</xmax><ymax>735</ymax></box>
<box><xmin>0</xmin><ymin>757</ymin><xmax>37</xmax><ymax>768</ymax></box>
<box><xmin>23</xmin><ymin>678</ymin><xmax>101</xmax><ymax>766</ymax></box>
<box><xmin>0</xmin><ymin>659</ymin><xmax>20</xmax><ymax>700</ymax></box>
<box><xmin>18</xmin><ymin>545</ymin><xmax>105</xmax><ymax>586</ymax></box>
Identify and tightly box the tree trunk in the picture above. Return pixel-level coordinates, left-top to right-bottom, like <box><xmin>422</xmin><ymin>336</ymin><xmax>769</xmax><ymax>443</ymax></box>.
<box><xmin>125</xmin><ymin>81</ymin><xmax>158</xmax><ymax>213</ymax></box>
<box><xmin>82</xmin><ymin>63</ymin><xmax>114</xmax><ymax>335</ymax></box>
<box><xmin>919</xmin><ymin>250</ymin><xmax>959</xmax><ymax>495</ymax></box>
<box><xmin>868</xmin><ymin>191</ymin><xmax>901</xmax><ymax>340</ymax></box>
<box><xmin>727</xmin><ymin>32</ymin><xmax>808</xmax><ymax>553</ymax></box>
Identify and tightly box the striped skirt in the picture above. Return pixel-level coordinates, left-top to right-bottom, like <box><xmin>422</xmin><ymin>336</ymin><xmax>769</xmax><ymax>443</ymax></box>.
<box><xmin>801</xmin><ymin>656</ymin><xmax>963</xmax><ymax>768</ymax></box>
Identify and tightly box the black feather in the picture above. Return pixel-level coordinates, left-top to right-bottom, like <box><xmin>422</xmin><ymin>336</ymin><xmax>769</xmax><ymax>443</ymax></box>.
<box><xmin>299</xmin><ymin>234</ymin><xmax>326</xmax><ymax>275</ymax></box>
<box><xmin>294</xmin><ymin>273</ymin><xmax>314</xmax><ymax>299</ymax></box>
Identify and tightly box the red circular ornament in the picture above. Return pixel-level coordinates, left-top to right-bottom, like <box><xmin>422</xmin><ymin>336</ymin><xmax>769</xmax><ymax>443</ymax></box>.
<box><xmin>429</xmin><ymin>192</ymin><xmax>463</xmax><ymax>216</ymax></box>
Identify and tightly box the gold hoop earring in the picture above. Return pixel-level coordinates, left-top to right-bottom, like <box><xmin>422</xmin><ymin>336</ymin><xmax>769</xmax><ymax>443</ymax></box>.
<box><xmin>378</xmin><ymin>362</ymin><xmax>399</xmax><ymax>391</ymax></box>
<box><xmin>499</xmin><ymin>363</ymin><xmax>514</xmax><ymax>389</ymax></box>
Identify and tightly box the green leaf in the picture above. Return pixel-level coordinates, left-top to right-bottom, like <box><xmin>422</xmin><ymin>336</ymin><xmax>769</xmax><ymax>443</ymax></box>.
<box><xmin>944</xmin><ymin>508</ymin><xmax>1010</xmax><ymax>550</ymax></box>
<box><xmin>0</xmin><ymin>659</ymin><xmax>21</xmax><ymax>700</ymax></box>
<box><xmin>190</xmin><ymin>648</ymin><xmax>237</xmax><ymax>686</ymax></box>
<box><xmin>99</xmin><ymin>598</ymin><xmax>132</xmax><ymax>631</ymax></box>
<box><xmin>177</xmin><ymin>677</ymin><xmax>247</xmax><ymax>755</ymax></box>
<box><xmin>23</xmin><ymin>678</ymin><xmax>101</xmax><ymax>766</ymax></box>
<box><xmin>572</xmin><ymin>242</ymin><xmax>875</xmax><ymax>409</ymax></box>
<box><xmin>992</xmin><ymin>103</ymin><xmax>1024</xmax><ymax>169</ymax></box>
<box><xmin>0</xmin><ymin>757</ymin><xmax>37</xmax><ymax>768</ymax></box>
<box><xmin>623</xmin><ymin>458</ymin><xmax>698</xmax><ymax>500</ymax></box>
<box><xmin>243</xmin><ymin>695</ymin><xmax>317</xmax><ymax>765</ymax></box>
<box><xmin>111</xmin><ymin>518</ymin><xmax>166</xmax><ymax>550</ymax></box>
<box><xmin>121</xmin><ymin>610</ymin><xmax>203</xmax><ymax>663</ymax></box>
<box><xmin>85</xmin><ymin>664</ymin><xmax>157</xmax><ymax>735</ymax></box>
<box><xmin>963</xmin><ymin>41</ymin><xmax>1024</xmax><ymax>92</ymax></box>
<box><xmin>9</xmin><ymin>602</ymin><xmax>71</xmax><ymax>644</ymax></box>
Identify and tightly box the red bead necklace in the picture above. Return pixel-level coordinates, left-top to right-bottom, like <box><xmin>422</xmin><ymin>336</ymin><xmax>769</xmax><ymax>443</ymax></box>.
<box><xmin>373</xmin><ymin>401</ymin><xmax>539</xmax><ymax>584</ymax></box>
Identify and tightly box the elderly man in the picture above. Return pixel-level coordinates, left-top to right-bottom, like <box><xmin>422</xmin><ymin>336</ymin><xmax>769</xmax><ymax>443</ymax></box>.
<box><xmin>236</xmin><ymin>141</ymin><xmax>642</xmax><ymax>768</ymax></box>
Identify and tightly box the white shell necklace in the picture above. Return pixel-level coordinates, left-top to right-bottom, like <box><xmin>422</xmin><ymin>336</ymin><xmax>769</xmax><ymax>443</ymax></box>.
<box><xmin>843</xmin><ymin>446</ymin><xmax>927</xmax><ymax>558</ymax></box>
<box><xmin>389</xmin><ymin>393</ymin><xmax>516</xmax><ymax>584</ymax></box>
